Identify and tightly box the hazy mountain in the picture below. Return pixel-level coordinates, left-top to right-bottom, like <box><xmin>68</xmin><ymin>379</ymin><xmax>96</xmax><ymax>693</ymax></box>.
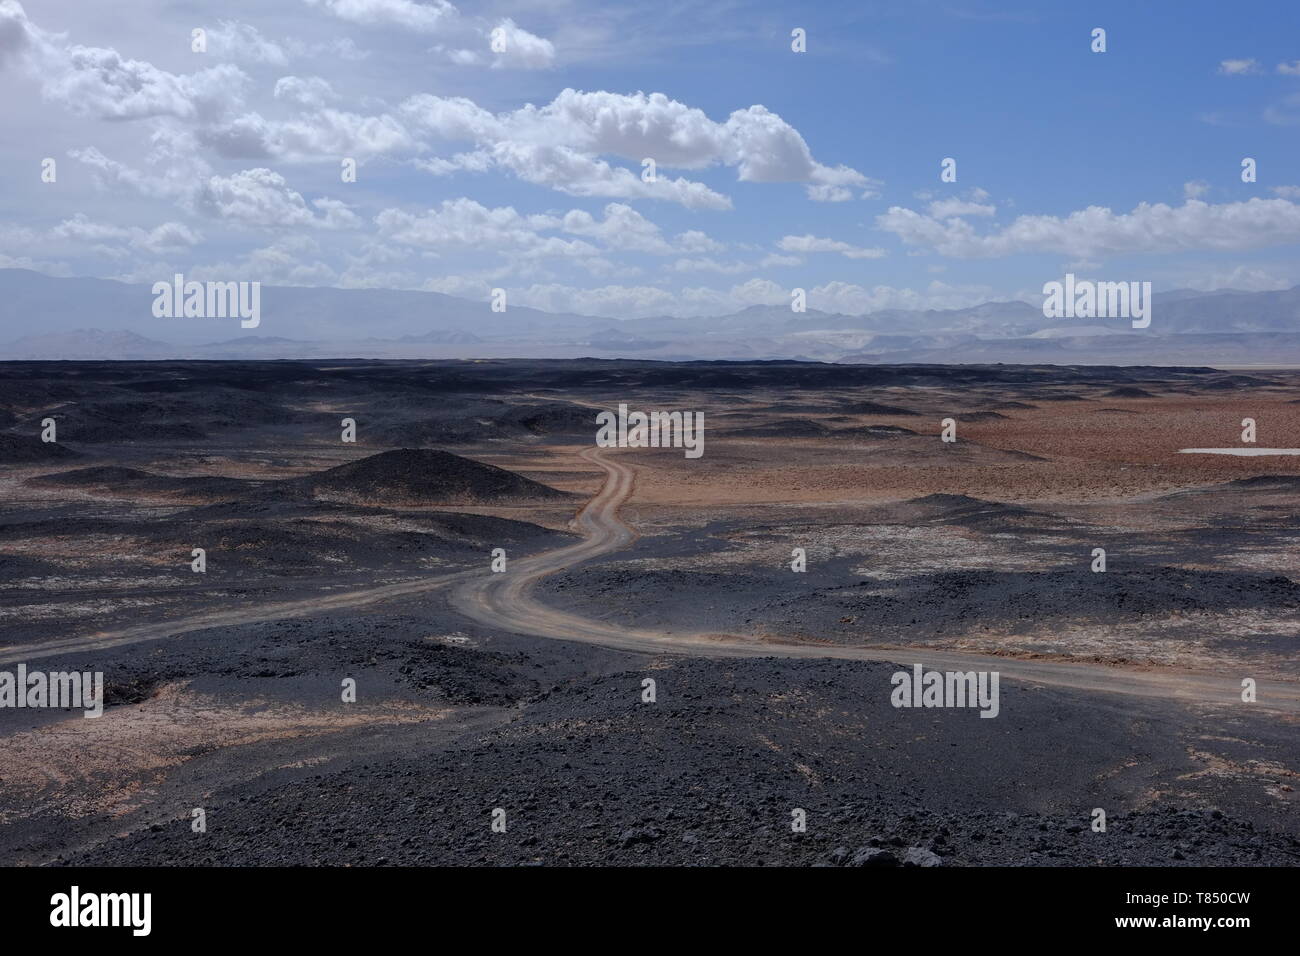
<box><xmin>2</xmin><ymin>268</ymin><xmax>1299</xmax><ymax>366</ymax></box>
<box><xmin>5</xmin><ymin>328</ymin><xmax>174</xmax><ymax>360</ymax></box>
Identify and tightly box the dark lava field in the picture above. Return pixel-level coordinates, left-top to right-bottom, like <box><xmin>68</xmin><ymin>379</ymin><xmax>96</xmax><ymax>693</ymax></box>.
<box><xmin>0</xmin><ymin>359</ymin><xmax>1296</xmax><ymax>866</ymax></box>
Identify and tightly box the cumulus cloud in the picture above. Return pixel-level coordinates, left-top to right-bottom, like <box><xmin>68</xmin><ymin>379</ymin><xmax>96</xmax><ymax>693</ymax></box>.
<box><xmin>199</xmin><ymin>168</ymin><xmax>360</xmax><ymax>229</ymax></box>
<box><xmin>374</xmin><ymin>198</ymin><xmax>723</xmax><ymax>263</ymax></box>
<box><xmin>1178</xmin><ymin>264</ymin><xmax>1297</xmax><ymax>292</ymax></box>
<box><xmin>927</xmin><ymin>197</ymin><xmax>995</xmax><ymax>218</ymax></box>
<box><xmin>303</xmin><ymin>0</ymin><xmax>457</xmax><ymax>33</ymax></box>
<box><xmin>878</xmin><ymin>197</ymin><xmax>1300</xmax><ymax>259</ymax></box>
<box><xmin>500</xmin><ymin>277</ymin><xmax>996</xmax><ymax>319</ymax></box>
<box><xmin>0</xmin><ymin>0</ymin><xmax>36</xmax><ymax>69</ymax></box>
<box><xmin>375</xmin><ymin>198</ymin><xmax>595</xmax><ymax>259</ymax></box>
<box><xmin>51</xmin><ymin>214</ymin><xmax>203</xmax><ymax>254</ymax></box>
<box><xmin>1</xmin><ymin>1</ymin><xmax>249</xmax><ymax>121</ymax></box>
<box><xmin>805</xmin><ymin>280</ymin><xmax>998</xmax><ymax>314</ymax></box>
<box><xmin>199</xmin><ymin>107</ymin><xmax>415</xmax><ymax>160</ymax></box>
<box><xmin>489</xmin><ymin>18</ymin><xmax>554</xmax><ymax>69</ymax></box>
<box><xmin>562</xmin><ymin>203</ymin><xmax>672</xmax><ymax>253</ymax></box>
<box><xmin>778</xmin><ymin>234</ymin><xmax>886</xmax><ymax>259</ymax></box>
<box><xmin>273</xmin><ymin>75</ymin><xmax>339</xmax><ymax>109</ymax></box>
<box><xmin>486</xmin><ymin>141</ymin><xmax>731</xmax><ymax>209</ymax></box>
<box><xmin>400</xmin><ymin>88</ymin><xmax>873</xmax><ymax>208</ymax></box>
<box><xmin>670</xmin><ymin>257</ymin><xmax>749</xmax><ymax>274</ymax></box>
<box><xmin>206</xmin><ymin>21</ymin><xmax>289</xmax><ymax>66</ymax></box>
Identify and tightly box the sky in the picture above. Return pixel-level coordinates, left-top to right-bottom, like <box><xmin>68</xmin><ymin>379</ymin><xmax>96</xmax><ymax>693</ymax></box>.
<box><xmin>1</xmin><ymin>0</ymin><xmax>1299</xmax><ymax>320</ymax></box>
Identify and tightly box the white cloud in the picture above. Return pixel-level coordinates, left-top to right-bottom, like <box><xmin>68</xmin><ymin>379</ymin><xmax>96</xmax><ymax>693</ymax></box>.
<box><xmin>562</xmin><ymin>203</ymin><xmax>671</xmax><ymax>253</ymax></box>
<box><xmin>670</xmin><ymin>257</ymin><xmax>749</xmax><ymax>274</ymax></box>
<box><xmin>273</xmin><ymin>75</ymin><xmax>339</xmax><ymax>109</ymax></box>
<box><xmin>778</xmin><ymin>234</ymin><xmax>886</xmax><ymax>259</ymax></box>
<box><xmin>485</xmin><ymin>141</ymin><xmax>731</xmax><ymax>209</ymax></box>
<box><xmin>374</xmin><ymin>198</ymin><xmax>723</xmax><ymax>263</ymax></box>
<box><xmin>927</xmin><ymin>197</ymin><xmax>995</xmax><ymax>218</ymax></box>
<box><xmin>675</xmin><ymin>230</ymin><xmax>724</xmax><ymax>254</ymax></box>
<box><xmin>1264</xmin><ymin>92</ymin><xmax>1300</xmax><ymax>125</ymax></box>
<box><xmin>878</xmin><ymin>197</ymin><xmax>1300</xmax><ymax>259</ymax></box>
<box><xmin>374</xmin><ymin>198</ymin><xmax>595</xmax><ymax>259</ymax></box>
<box><xmin>0</xmin><ymin>2</ymin><xmax>249</xmax><ymax>123</ymax></box>
<box><xmin>489</xmin><ymin>18</ymin><xmax>555</xmax><ymax>70</ymax></box>
<box><xmin>192</xmin><ymin>235</ymin><xmax>338</xmax><ymax>286</ymax></box>
<box><xmin>1218</xmin><ymin>58</ymin><xmax>1261</xmax><ymax>75</ymax></box>
<box><xmin>400</xmin><ymin>88</ymin><xmax>872</xmax><ymax>208</ymax></box>
<box><xmin>1183</xmin><ymin>180</ymin><xmax>1210</xmax><ymax>200</ymax></box>
<box><xmin>1271</xmin><ymin>185</ymin><xmax>1300</xmax><ymax>199</ymax></box>
<box><xmin>806</xmin><ymin>280</ymin><xmax>999</xmax><ymax>314</ymax></box>
<box><xmin>206</xmin><ymin>21</ymin><xmax>289</xmax><ymax>66</ymax></box>
<box><xmin>51</xmin><ymin>214</ymin><xmax>203</xmax><ymax>254</ymax></box>
<box><xmin>303</xmin><ymin>0</ymin><xmax>457</xmax><ymax>34</ymax></box>
<box><xmin>761</xmin><ymin>253</ymin><xmax>802</xmax><ymax>267</ymax></box>
<box><xmin>1177</xmin><ymin>264</ymin><xmax>1296</xmax><ymax>293</ymax></box>
<box><xmin>199</xmin><ymin>168</ymin><xmax>360</xmax><ymax>229</ymax></box>
<box><xmin>1279</xmin><ymin>61</ymin><xmax>1300</xmax><ymax>75</ymax></box>
<box><xmin>200</xmin><ymin>107</ymin><xmax>415</xmax><ymax>160</ymax></box>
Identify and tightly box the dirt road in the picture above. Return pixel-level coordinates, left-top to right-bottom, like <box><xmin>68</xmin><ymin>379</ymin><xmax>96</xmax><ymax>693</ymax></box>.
<box><xmin>451</xmin><ymin>448</ymin><xmax>1300</xmax><ymax>714</ymax></box>
<box><xmin>9</xmin><ymin>447</ymin><xmax>1299</xmax><ymax>714</ymax></box>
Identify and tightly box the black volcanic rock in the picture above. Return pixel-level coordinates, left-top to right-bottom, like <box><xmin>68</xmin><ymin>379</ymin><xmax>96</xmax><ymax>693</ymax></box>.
<box><xmin>303</xmin><ymin>449</ymin><xmax>572</xmax><ymax>505</ymax></box>
<box><xmin>27</xmin><ymin>465</ymin><xmax>254</xmax><ymax>499</ymax></box>
<box><xmin>0</xmin><ymin>432</ymin><xmax>79</xmax><ymax>462</ymax></box>
<box><xmin>839</xmin><ymin>400</ymin><xmax>921</xmax><ymax>416</ymax></box>
<box><xmin>727</xmin><ymin>419</ymin><xmax>831</xmax><ymax>438</ymax></box>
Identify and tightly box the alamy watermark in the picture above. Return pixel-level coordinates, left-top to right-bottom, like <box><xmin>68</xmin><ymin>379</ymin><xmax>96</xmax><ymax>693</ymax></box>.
<box><xmin>0</xmin><ymin>665</ymin><xmax>103</xmax><ymax>717</ymax></box>
<box><xmin>1042</xmin><ymin>273</ymin><xmax>1151</xmax><ymax>329</ymax></box>
<box><xmin>152</xmin><ymin>273</ymin><xmax>260</xmax><ymax>329</ymax></box>
<box><xmin>596</xmin><ymin>403</ymin><xmax>704</xmax><ymax>458</ymax></box>
<box><xmin>890</xmin><ymin>663</ymin><xmax>999</xmax><ymax>718</ymax></box>
<box><xmin>50</xmin><ymin>886</ymin><xmax>150</xmax><ymax>936</ymax></box>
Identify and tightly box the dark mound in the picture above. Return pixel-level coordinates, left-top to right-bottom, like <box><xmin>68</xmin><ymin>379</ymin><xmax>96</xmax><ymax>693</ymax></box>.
<box><xmin>1223</xmin><ymin>474</ymin><xmax>1300</xmax><ymax>491</ymax></box>
<box><xmin>63</xmin><ymin>653</ymin><xmax>1300</xmax><ymax>866</ymax></box>
<box><xmin>878</xmin><ymin>566</ymin><xmax>1300</xmax><ymax>622</ymax></box>
<box><xmin>500</xmin><ymin>402</ymin><xmax>600</xmax><ymax>436</ymax></box>
<box><xmin>28</xmin><ymin>465</ymin><xmax>151</xmax><ymax>486</ymax></box>
<box><xmin>840</xmin><ymin>401</ymin><xmax>921</xmax><ymax>416</ymax></box>
<box><xmin>1093</xmin><ymin>407</ymin><xmax>1140</xmax><ymax>415</ymax></box>
<box><xmin>372</xmin><ymin>419</ymin><xmax>493</xmax><ymax>446</ymax></box>
<box><xmin>955</xmin><ymin>411</ymin><xmax>1008</xmax><ymax>422</ymax></box>
<box><xmin>303</xmin><ymin>449</ymin><xmax>571</xmax><ymax>505</ymax></box>
<box><xmin>901</xmin><ymin>493</ymin><xmax>1055</xmax><ymax>528</ymax></box>
<box><xmin>1160</xmin><ymin>474</ymin><xmax>1300</xmax><ymax>499</ymax></box>
<box><xmin>31</xmin><ymin>407</ymin><xmax>206</xmax><ymax>443</ymax></box>
<box><xmin>1102</xmin><ymin>386</ymin><xmax>1155</xmax><ymax>398</ymax></box>
<box><xmin>727</xmin><ymin>419</ymin><xmax>831</xmax><ymax>438</ymax></box>
<box><xmin>0</xmin><ymin>433</ymin><xmax>79</xmax><ymax>463</ymax></box>
<box><xmin>0</xmin><ymin>553</ymin><xmax>61</xmax><ymax>577</ymax></box>
<box><xmin>834</xmin><ymin>424</ymin><xmax>919</xmax><ymax>439</ymax></box>
<box><xmin>1191</xmin><ymin>375</ymin><xmax>1281</xmax><ymax>391</ymax></box>
<box><xmin>27</xmin><ymin>465</ymin><xmax>254</xmax><ymax>499</ymax></box>
<box><xmin>988</xmin><ymin>401</ymin><xmax>1037</xmax><ymax>410</ymax></box>
<box><xmin>374</xmin><ymin>402</ymin><xmax>595</xmax><ymax>447</ymax></box>
<box><xmin>1024</xmin><ymin>392</ymin><xmax>1089</xmax><ymax>402</ymax></box>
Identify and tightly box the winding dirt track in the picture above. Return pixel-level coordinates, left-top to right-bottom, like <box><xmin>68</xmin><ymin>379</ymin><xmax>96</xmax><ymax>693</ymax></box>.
<box><xmin>7</xmin><ymin>447</ymin><xmax>1299</xmax><ymax>714</ymax></box>
<box><xmin>452</xmin><ymin>448</ymin><xmax>1300</xmax><ymax>714</ymax></box>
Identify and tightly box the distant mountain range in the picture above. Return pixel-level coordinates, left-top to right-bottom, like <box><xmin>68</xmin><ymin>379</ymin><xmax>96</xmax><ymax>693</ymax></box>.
<box><xmin>2</xmin><ymin>268</ymin><xmax>1299</xmax><ymax>366</ymax></box>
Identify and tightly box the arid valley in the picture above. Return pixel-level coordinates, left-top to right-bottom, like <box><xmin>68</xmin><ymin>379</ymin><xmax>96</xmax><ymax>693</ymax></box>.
<box><xmin>0</xmin><ymin>358</ymin><xmax>1295</xmax><ymax>866</ymax></box>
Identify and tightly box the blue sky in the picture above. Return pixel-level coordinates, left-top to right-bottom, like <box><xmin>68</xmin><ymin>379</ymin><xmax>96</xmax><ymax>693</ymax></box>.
<box><xmin>1</xmin><ymin>0</ymin><xmax>1299</xmax><ymax>320</ymax></box>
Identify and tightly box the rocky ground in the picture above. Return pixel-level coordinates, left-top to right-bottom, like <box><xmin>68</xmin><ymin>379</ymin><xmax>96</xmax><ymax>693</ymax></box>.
<box><xmin>0</xmin><ymin>359</ymin><xmax>1296</xmax><ymax>866</ymax></box>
